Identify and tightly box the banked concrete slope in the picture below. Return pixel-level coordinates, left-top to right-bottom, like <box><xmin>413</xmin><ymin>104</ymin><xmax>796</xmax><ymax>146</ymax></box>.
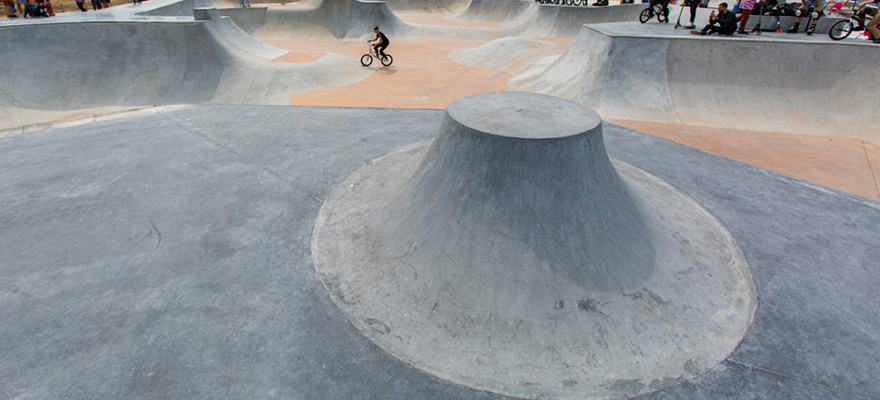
<box><xmin>511</xmin><ymin>23</ymin><xmax>880</xmax><ymax>139</ymax></box>
<box><xmin>142</xmin><ymin>0</ymin><xmax>419</xmax><ymax>40</ymax></box>
<box><xmin>502</xmin><ymin>3</ymin><xmax>646</xmax><ymax>37</ymax></box>
<box><xmin>452</xmin><ymin>0</ymin><xmax>533</xmax><ymax>21</ymax></box>
<box><xmin>253</xmin><ymin>0</ymin><xmax>420</xmax><ymax>39</ymax></box>
<box><xmin>0</xmin><ymin>17</ymin><xmax>370</xmax><ymax>129</ymax></box>
<box><xmin>383</xmin><ymin>0</ymin><xmax>468</xmax><ymax>13</ymax></box>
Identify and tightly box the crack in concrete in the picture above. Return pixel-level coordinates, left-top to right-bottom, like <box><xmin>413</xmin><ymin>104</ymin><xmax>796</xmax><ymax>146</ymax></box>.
<box><xmin>861</xmin><ymin>140</ymin><xmax>880</xmax><ymax>202</ymax></box>
<box><xmin>157</xmin><ymin>110</ymin><xmax>325</xmax><ymax>204</ymax></box>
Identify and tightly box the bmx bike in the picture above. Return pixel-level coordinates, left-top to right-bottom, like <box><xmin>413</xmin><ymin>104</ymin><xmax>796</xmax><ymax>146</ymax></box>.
<box><xmin>829</xmin><ymin>3</ymin><xmax>880</xmax><ymax>40</ymax></box>
<box><xmin>361</xmin><ymin>44</ymin><xmax>393</xmax><ymax>67</ymax></box>
<box><xmin>640</xmin><ymin>2</ymin><xmax>670</xmax><ymax>23</ymax></box>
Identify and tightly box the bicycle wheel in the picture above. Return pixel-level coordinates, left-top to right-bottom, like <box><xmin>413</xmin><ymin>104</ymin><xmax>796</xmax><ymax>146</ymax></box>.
<box><xmin>380</xmin><ymin>54</ymin><xmax>393</xmax><ymax>66</ymax></box>
<box><xmin>571</xmin><ymin>0</ymin><xmax>581</xmax><ymax>5</ymax></box>
<box><xmin>658</xmin><ymin>7</ymin><xmax>669</xmax><ymax>22</ymax></box>
<box><xmin>360</xmin><ymin>54</ymin><xmax>373</xmax><ymax>66</ymax></box>
<box><xmin>828</xmin><ymin>20</ymin><xmax>852</xmax><ymax>40</ymax></box>
<box><xmin>639</xmin><ymin>8</ymin><xmax>652</xmax><ymax>23</ymax></box>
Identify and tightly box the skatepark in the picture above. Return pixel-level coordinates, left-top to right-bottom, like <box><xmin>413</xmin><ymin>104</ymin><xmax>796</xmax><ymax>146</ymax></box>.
<box><xmin>0</xmin><ymin>0</ymin><xmax>878</xmax><ymax>399</ymax></box>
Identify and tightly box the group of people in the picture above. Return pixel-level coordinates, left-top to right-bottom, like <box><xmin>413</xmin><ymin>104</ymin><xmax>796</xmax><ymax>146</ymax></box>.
<box><xmin>647</xmin><ymin>0</ymin><xmax>880</xmax><ymax>42</ymax></box>
<box><xmin>3</xmin><ymin>0</ymin><xmax>53</xmax><ymax>17</ymax></box>
<box><xmin>4</xmin><ymin>0</ymin><xmax>115</xmax><ymax>17</ymax></box>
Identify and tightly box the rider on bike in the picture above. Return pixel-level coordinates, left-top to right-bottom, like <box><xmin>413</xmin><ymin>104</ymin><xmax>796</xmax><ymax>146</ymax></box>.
<box><xmin>368</xmin><ymin>27</ymin><xmax>390</xmax><ymax>59</ymax></box>
<box><xmin>853</xmin><ymin>0</ymin><xmax>880</xmax><ymax>43</ymax></box>
<box><xmin>649</xmin><ymin>0</ymin><xmax>671</xmax><ymax>20</ymax></box>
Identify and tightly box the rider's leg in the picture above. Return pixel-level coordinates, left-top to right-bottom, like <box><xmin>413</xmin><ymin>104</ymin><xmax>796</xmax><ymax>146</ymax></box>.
<box><xmin>867</xmin><ymin>10</ymin><xmax>880</xmax><ymax>40</ymax></box>
<box><xmin>378</xmin><ymin>43</ymin><xmax>388</xmax><ymax>58</ymax></box>
<box><xmin>808</xmin><ymin>2</ymin><xmax>822</xmax><ymax>33</ymax></box>
<box><xmin>788</xmin><ymin>3</ymin><xmax>806</xmax><ymax>32</ymax></box>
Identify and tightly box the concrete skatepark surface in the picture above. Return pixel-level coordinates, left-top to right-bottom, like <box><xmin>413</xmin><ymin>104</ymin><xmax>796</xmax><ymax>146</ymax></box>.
<box><xmin>1</xmin><ymin>104</ymin><xmax>878</xmax><ymax>400</ymax></box>
<box><xmin>1</xmin><ymin>0</ymin><xmax>879</xmax><ymax>398</ymax></box>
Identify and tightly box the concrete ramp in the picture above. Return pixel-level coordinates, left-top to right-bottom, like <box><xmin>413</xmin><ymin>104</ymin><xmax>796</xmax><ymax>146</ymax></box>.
<box><xmin>451</xmin><ymin>36</ymin><xmax>557</xmax><ymax>75</ymax></box>
<box><xmin>0</xmin><ymin>19</ymin><xmax>370</xmax><ymax>128</ymax></box>
<box><xmin>383</xmin><ymin>0</ymin><xmax>469</xmax><ymax>13</ymax></box>
<box><xmin>242</xmin><ymin>0</ymin><xmax>420</xmax><ymax>40</ymax></box>
<box><xmin>510</xmin><ymin>23</ymin><xmax>880</xmax><ymax>140</ymax></box>
<box><xmin>502</xmin><ymin>3</ymin><xmax>646</xmax><ymax>37</ymax></box>
<box><xmin>452</xmin><ymin>0</ymin><xmax>532</xmax><ymax>21</ymax></box>
<box><xmin>195</xmin><ymin>8</ymin><xmax>289</xmax><ymax>58</ymax></box>
<box><xmin>313</xmin><ymin>91</ymin><xmax>756</xmax><ymax>400</ymax></box>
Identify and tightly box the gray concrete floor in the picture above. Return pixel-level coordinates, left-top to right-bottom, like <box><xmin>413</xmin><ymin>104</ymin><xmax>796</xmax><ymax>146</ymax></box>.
<box><xmin>0</xmin><ymin>104</ymin><xmax>878</xmax><ymax>400</ymax></box>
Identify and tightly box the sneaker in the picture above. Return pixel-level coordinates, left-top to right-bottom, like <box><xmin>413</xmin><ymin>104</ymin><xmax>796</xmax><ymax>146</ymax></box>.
<box><xmin>686</xmin><ymin>23</ymin><xmax>696</xmax><ymax>29</ymax></box>
<box><xmin>737</xmin><ymin>29</ymin><xmax>749</xmax><ymax>34</ymax></box>
<box><xmin>690</xmin><ymin>30</ymin><xmax>705</xmax><ymax>35</ymax></box>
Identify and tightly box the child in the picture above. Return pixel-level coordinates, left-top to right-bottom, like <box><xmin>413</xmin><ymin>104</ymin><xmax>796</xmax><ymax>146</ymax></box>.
<box><xmin>40</xmin><ymin>0</ymin><xmax>53</xmax><ymax>15</ymax></box>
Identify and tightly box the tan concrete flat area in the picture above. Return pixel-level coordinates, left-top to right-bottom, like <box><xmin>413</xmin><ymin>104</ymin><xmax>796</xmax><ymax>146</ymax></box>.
<box><xmin>613</xmin><ymin>120</ymin><xmax>880</xmax><ymax>202</ymax></box>
<box><xmin>270</xmin><ymin>39</ymin><xmax>511</xmax><ymax>109</ymax></box>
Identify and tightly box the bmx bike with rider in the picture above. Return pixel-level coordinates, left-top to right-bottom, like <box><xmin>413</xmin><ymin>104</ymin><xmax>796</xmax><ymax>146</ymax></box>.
<box><xmin>361</xmin><ymin>43</ymin><xmax>393</xmax><ymax>67</ymax></box>
<box><xmin>828</xmin><ymin>1</ymin><xmax>880</xmax><ymax>41</ymax></box>
<box><xmin>640</xmin><ymin>0</ymin><xmax>670</xmax><ymax>23</ymax></box>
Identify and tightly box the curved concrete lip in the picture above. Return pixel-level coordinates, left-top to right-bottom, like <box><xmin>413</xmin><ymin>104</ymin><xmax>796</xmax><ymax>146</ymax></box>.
<box><xmin>447</xmin><ymin>92</ymin><xmax>602</xmax><ymax>139</ymax></box>
<box><xmin>312</xmin><ymin>93</ymin><xmax>757</xmax><ymax>400</ymax></box>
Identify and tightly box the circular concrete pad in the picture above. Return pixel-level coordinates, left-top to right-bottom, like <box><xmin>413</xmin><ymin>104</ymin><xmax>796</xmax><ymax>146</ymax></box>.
<box><xmin>312</xmin><ymin>93</ymin><xmax>756</xmax><ymax>400</ymax></box>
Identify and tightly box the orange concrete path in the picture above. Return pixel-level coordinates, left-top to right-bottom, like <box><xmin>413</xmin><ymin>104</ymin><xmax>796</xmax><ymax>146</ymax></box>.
<box><xmin>270</xmin><ymin>39</ymin><xmax>511</xmax><ymax>109</ymax></box>
<box><xmin>613</xmin><ymin>120</ymin><xmax>880</xmax><ymax>202</ymax></box>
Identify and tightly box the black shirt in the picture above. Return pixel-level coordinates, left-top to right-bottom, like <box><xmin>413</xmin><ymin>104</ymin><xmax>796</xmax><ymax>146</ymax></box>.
<box><xmin>715</xmin><ymin>10</ymin><xmax>736</xmax><ymax>29</ymax></box>
<box><xmin>375</xmin><ymin>31</ymin><xmax>390</xmax><ymax>45</ymax></box>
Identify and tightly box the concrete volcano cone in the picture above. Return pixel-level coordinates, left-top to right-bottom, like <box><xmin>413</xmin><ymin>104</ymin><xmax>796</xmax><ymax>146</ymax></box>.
<box><xmin>313</xmin><ymin>92</ymin><xmax>756</xmax><ymax>400</ymax></box>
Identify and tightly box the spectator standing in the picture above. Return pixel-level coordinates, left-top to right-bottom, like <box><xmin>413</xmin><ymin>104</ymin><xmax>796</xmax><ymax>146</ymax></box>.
<box><xmin>4</xmin><ymin>0</ymin><xmax>20</xmax><ymax>18</ymax></box>
<box><xmin>737</xmin><ymin>0</ymin><xmax>755</xmax><ymax>32</ymax></box>
<box><xmin>787</xmin><ymin>0</ymin><xmax>823</xmax><ymax>33</ymax></box>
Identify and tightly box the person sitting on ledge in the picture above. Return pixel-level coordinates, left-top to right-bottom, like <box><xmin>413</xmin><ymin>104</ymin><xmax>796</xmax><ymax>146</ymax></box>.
<box><xmin>691</xmin><ymin>2</ymin><xmax>737</xmax><ymax>35</ymax></box>
<box><xmin>23</xmin><ymin>0</ymin><xmax>48</xmax><ymax>17</ymax></box>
